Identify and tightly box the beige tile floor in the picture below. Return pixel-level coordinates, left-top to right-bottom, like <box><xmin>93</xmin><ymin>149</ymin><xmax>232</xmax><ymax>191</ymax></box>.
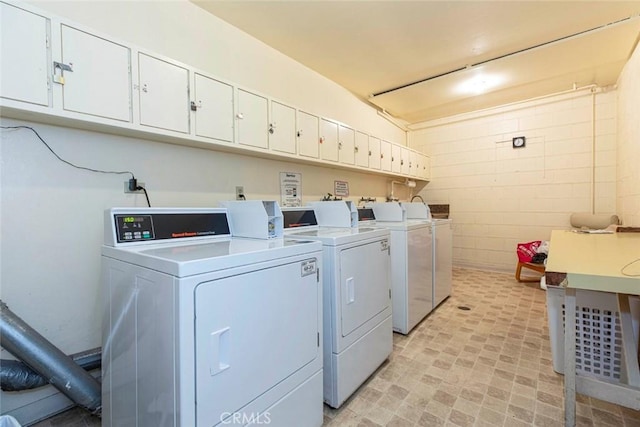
<box><xmin>31</xmin><ymin>268</ymin><xmax>640</xmax><ymax>427</ymax></box>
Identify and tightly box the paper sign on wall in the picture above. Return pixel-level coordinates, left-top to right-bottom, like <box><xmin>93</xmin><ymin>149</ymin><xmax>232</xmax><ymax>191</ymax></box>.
<box><xmin>280</xmin><ymin>172</ymin><xmax>302</xmax><ymax>207</ymax></box>
<box><xmin>334</xmin><ymin>180</ymin><xmax>349</xmax><ymax>197</ymax></box>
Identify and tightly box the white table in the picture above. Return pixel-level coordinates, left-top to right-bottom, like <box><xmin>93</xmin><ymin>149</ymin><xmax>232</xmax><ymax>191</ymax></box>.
<box><xmin>546</xmin><ymin>230</ymin><xmax>640</xmax><ymax>426</ymax></box>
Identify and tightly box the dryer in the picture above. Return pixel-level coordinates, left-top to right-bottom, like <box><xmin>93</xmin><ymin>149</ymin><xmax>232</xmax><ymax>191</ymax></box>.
<box><xmin>366</xmin><ymin>203</ymin><xmax>433</xmax><ymax>335</ymax></box>
<box><xmin>283</xmin><ymin>202</ymin><xmax>392</xmax><ymax>408</ymax></box>
<box><xmin>101</xmin><ymin>207</ymin><xmax>324</xmax><ymax>427</ymax></box>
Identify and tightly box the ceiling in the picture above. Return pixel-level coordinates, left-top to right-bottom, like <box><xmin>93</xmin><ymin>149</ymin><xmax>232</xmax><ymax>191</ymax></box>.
<box><xmin>192</xmin><ymin>1</ymin><xmax>640</xmax><ymax>125</ymax></box>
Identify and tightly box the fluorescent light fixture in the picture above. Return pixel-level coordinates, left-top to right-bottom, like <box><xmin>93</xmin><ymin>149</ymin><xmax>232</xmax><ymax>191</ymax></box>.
<box><xmin>455</xmin><ymin>73</ymin><xmax>505</xmax><ymax>95</ymax></box>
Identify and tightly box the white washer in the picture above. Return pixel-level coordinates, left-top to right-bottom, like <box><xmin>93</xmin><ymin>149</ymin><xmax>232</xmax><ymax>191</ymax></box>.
<box><xmin>432</xmin><ymin>219</ymin><xmax>453</xmax><ymax>308</ymax></box>
<box><xmin>282</xmin><ymin>206</ymin><xmax>392</xmax><ymax>408</ymax></box>
<box><xmin>363</xmin><ymin>204</ymin><xmax>433</xmax><ymax>335</ymax></box>
<box><xmin>101</xmin><ymin>208</ymin><xmax>324</xmax><ymax>427</ymax></box>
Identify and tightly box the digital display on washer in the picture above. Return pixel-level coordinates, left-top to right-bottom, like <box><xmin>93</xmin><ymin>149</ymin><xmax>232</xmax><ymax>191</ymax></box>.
<box><xmin>114</xmin><ymin>213</ymin><xmax>230</xmax><ymax>243</ymax></box>
<box><xmin>283</xmin><ymin>210</ymin><xmax>317</xmax><ymax>228</ymax></box>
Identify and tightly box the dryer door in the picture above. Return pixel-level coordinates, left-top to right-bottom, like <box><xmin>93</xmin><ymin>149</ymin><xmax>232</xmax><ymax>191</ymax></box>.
<box><xmin>194</xmin><ymin>258</ymin><xmax>320</xmax><ymax>426</ymax></box>
<box><xmin>339</xmin><ymin>239</ymin><xmax>391</xmax><ymax>337</ymax></box>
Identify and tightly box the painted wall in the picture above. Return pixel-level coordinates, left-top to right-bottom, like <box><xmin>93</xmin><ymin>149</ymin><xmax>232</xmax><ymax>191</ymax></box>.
<box><xmin>617</xmin><ymin>41</ymin><xmax>640</xmax><ymax>227</ymax></box>
<box><xmin>1</xmin><ymin>0</ymin><xmax>404</xmax><ymax>422</ymax></box>
<box><xmin>408</xmin><ymin>89</ymin><xmax>617</xmax><ymax>272</ymax></box>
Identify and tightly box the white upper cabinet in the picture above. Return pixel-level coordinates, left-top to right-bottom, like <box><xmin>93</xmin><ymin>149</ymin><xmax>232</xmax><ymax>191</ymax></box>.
<box><xmin>368</xmin><ymin>136</ymin><xmax>381</xmax><ymax>170</ymax></box>
<box><xmin>380</xmin><ymin>140</ymin><xmax>392</xmax><ymax>172</ymax></box>
<box><xmin>236</xmin><ymin>88</ymin><xmax>268</xmax><ymax>149</ymax></box>
<box><xmin>193</xmin><ymin>73</ymin><xmax>233</xmax><ymax>143</ymax></box>
<box><xmin>354</xmin><ymin>131</ymin><xmax>369</xmax><ymax>168</ymax></box>
<box><xmin>0</xmin><ymin>2</ymin><xmax>430</xmax><ymax>182</ymax></box>
<box><xmin>60</xmin><ymin>25</ymin><xmax>131</xmax><ymax>122</ymax></box>
<box><xmin>0</xmin><ymin>3</ymin><xmax>49</xmax><ymax>106</ymax></box>
<box><xmin>400</xmin><ymin>146</ymin><xmax>411</xmax><ymax>175</ymax></box>
<box><xmin>320</xmin><ymin>118</ymin><xmax>339</xmax><ymax>162</ymax></box>
<box><xmin>420</xmin><ymin>154</ymin><xmax>431</xmax><ymax>180</ymax></box>
<box><xmin>338</xmin><ymin>124</ymin><xmax>355</xmax><ymax>165</ymax></box>
<box><xmin>138</xmin><ymin>53</ymin><xmax>190</xmax><ymax>133</ymax></box>
<box><xmin>269</xmin><ymin>101</ymin><xmax>296</xmax><ymax>154</ymax></box>
<box><xmin>297</xmin><ymin>110</ymin><xmax>319</xmax><ymax>159</ymax></box>
<box><xmin>391</xmin><ymin>143</ymin><xmax>402</xmax><ymax>174</ymax></box>
<box><xmin>409</xmin><ymin>150</ymin><xmax>418</xmax><ymax>177</ymax></box>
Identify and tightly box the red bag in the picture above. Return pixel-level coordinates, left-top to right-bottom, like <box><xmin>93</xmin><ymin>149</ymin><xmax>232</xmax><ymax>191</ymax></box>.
<box><xmin>517</xmin><ymin>241</ymin><xmax>541</xmax><ymax>263</ymax></box>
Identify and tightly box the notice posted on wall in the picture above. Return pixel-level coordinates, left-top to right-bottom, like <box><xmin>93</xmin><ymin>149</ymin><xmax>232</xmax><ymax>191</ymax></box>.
<box><xmin>334</xmin><ymin>180</ymin><xmax>349</xmax><ymax>197</ymax></box>
<box><xmin>280</xmin><ymin>172</ymin><xmax>302</xmax><ymax>207</ymax></box>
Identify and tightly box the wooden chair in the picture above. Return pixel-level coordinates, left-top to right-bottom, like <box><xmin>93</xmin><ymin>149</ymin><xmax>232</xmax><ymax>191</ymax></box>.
<box><xmin>515</xmin><ymin>261</ymin><xmax>545</xmax><ymax>282</ymax></box>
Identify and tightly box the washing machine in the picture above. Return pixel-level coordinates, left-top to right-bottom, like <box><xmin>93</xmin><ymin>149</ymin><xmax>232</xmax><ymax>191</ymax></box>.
<box><xmin>432</xmin><ymin>219</ymin><xmax>453</xmax><ymax>308</ymax></box>
<box><xmin>282</xmin><ymin>202</ymin><xmax>392</xmax><ymax>408</ymax></box>
<box><xmin>366</xmin><ymin>203</ymin><xmax>433</xmax><ymax>335</ymax></box>
<box><xmin>101</xmin><ymin>207</ymin><xmax>324</xmax><ymax>427</ymax></box>
<box><xmin>399</xmin><ymin>203</ymin><xmax>453</xmax><ymax>310</ymax></box>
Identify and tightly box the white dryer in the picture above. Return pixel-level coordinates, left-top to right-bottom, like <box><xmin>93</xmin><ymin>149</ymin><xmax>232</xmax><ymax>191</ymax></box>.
<box><xmin>101</xmin><ymin>207</ymin><xmax>324</xmax><ymax>427</ymax></box>
<box><xmin>366</xmin><ymin>203</ymin><xmax>433</xmax><ymax>335</ymax></box>
<box><xmin>283</xmin><ymin>202</ymin><xmax>392</xmax><ymax>408</ymax></box>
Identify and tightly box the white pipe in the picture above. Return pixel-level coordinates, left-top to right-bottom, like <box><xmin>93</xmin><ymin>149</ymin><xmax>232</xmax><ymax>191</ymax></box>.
<box><xmin>389</xmin><ymin>179</ymin><xmax>417</xmax><ymax>201</ymax></box>
<box><xmin>591</xmin><ymin>89</ymin><xmax>596</xmax><ymax>214</ymax></box>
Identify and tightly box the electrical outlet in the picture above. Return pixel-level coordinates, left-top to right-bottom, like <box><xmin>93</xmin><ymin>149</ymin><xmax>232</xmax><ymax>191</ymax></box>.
<box><xmin>235</xmin><ymin>186</ymin><xmax>245</xmax><ymax>200</ymax></box>
<box><xmin>124</xmin><ymin>181</ymin><xmax>145</xmax><ymax>194</ymax></box>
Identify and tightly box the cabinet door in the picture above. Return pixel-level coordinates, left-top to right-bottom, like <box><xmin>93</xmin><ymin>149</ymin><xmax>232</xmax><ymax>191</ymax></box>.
<box><xmin>368</xmin><ymin>136</ymin><xmax>381</xmax><ymax>170</ymax></box>
<box><xmin>269</xmin><ymin>101</ymin><xmax>296</xmax><ymax>154</ymax></box>
<box><xmin>421</xmin><ymin>155</ymin><xmax>431</xmax><ymax>180</ymax></box>
<box><xmin>391</xmin><ymin>143</ymin><xmax>402</xmax><ymax>174</ymax></box>
<box><xmin>0</xmin><ymin>3</ymin><xmax>49</xmax><ymax>106</ymax></box>
<box><xmin>410</xmin><ymin>151</ymin><xmax>419</xmax><ymax>177</ymax></box>
<box><xmin>61</xmin><ymin>25</ymin><xmax>131</xmax><ymax>122</ymax></box>
<box><xmin>138</xmin><ymin>53</ymin><xmax>189</xmax><ymax>133</ymax></box>
<box><xmin>320</xmin><ymin>119</ymin><xmax>339</xmax><ymax>162</ymax></box>
<box><xmin>354</xmin><ymin>131</ymin><xmax>369</xmax><ymax>168</ymax></box>
<box><xmin>193</xmin><ymin>73</ymin><xmax>233</xmax><ymax>142</ymax></box>
<box><xmin>297</xmin><ymin>110</ymin><xmax>319</xmax><ymax>158</ymax></box>
<box><xmin>338</xmin><ymin>124</ymin><xmax>355</xmax><ymax>165</ymax></box>
<box><xmin>380</xmin><ymin>140</ymin><xmax>392</xmax><ymax>172</ymax></box>
<box><xmin>237</xmin><ymin>89</ymin><xmax>268</xmax><ymax>149</ymax></box>
<box><xmin>400</xmin><ymin>147</ymin><xmax>411</xmax><ymax>175</ymax></box>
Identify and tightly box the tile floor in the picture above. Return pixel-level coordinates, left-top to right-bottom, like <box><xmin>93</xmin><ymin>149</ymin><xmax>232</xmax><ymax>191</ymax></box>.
<box><xmin>30</xmin><ymin>268</ymin><xmax>640</xmax><ymax>427</ymax></box>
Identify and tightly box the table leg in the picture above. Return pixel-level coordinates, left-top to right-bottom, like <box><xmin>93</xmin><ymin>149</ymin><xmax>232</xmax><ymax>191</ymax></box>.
<box><xmin>618</xmin><ymin>294</ymin><xmax>640</xmax><ymax>387</ymax></box>
<box><xmin>565</xmin><ymin>287</ymin><xmax>576</xmax><ymax>427</ymax></box>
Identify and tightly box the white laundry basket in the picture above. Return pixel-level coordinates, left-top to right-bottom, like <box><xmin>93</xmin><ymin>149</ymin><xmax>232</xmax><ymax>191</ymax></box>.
<box><xmin>546</xmin><ymin>285</ymin><xmax>640</xmax><ymax>382</ymax></box>
<box><xmin>0</xmin><ymin>415</ymin><xmax>22</xmax><ymax>427</ymax></box>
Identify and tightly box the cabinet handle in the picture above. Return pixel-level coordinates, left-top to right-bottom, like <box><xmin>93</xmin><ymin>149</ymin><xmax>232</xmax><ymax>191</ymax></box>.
<box><xmin>269</xmin><ymin>124</ymin><xmax>275</xmax><ymax>134</ymax></box>
<box><xmin>381</xmin><ymin>153</ymin><xmax>384</xmax><ymax>159</ymax></box>
<box><xmin>319</xmin><ymin>137</ymin><xmax>325</xmax><ymax>144</ymax></box>
<box><xmin>392</xmin><ymin>157</ymin><xmax>395</xmax><ymax>162</ymax></box>
<box><xmin>338</xmin><ymin>142</ymin><xmax>343</xmax><ymax>149</ymax></box>
<box><xmin>355</xmin><ymin>146</ymin><xmax>359</xmax><ymax>153</ymax></box>
<box><xmin>236</xmin><ymin>112</ymin><xmax>244</xmax><ymax>119</ymax></box>
<box><xmin>142</xmin><ymin>84</ymin><xmax>148</xmax><ymax>93</ymax></box>
<box><xmin>368</xmin><ymin>150</ymin><xmax>372</xmax><ymax>156</ymax></box>
<box><xmin>297</xmin><ymin>130</ymin><xmax>303</xmax><ymax>137</ymax></box>
<box><xmin>400</xmin><ymin>159</ymin><xmax>404</xmax><ymax>165</ymax></box>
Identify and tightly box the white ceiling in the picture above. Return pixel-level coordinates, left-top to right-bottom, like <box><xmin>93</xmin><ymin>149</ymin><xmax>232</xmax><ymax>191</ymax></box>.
<box><xmin>192</xmin><ymin>1</ymin><xmax>640</xmax><ymax>125</ymax></box>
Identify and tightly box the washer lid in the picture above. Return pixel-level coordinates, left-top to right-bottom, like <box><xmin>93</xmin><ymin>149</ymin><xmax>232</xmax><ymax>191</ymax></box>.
<box><xmin>286</xmin><ymin>226</ymin><xmax>389</xmax><ymax>246</ymax></box>
<box><xmin>373</xmin><ymin>219</ymin><xmax>431</xmax><ymax>230</ymax></box>
<box><xmin>102</xmin><ymin>237</ymin><xmax>321</xmax><ymax>277</ymax></box>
